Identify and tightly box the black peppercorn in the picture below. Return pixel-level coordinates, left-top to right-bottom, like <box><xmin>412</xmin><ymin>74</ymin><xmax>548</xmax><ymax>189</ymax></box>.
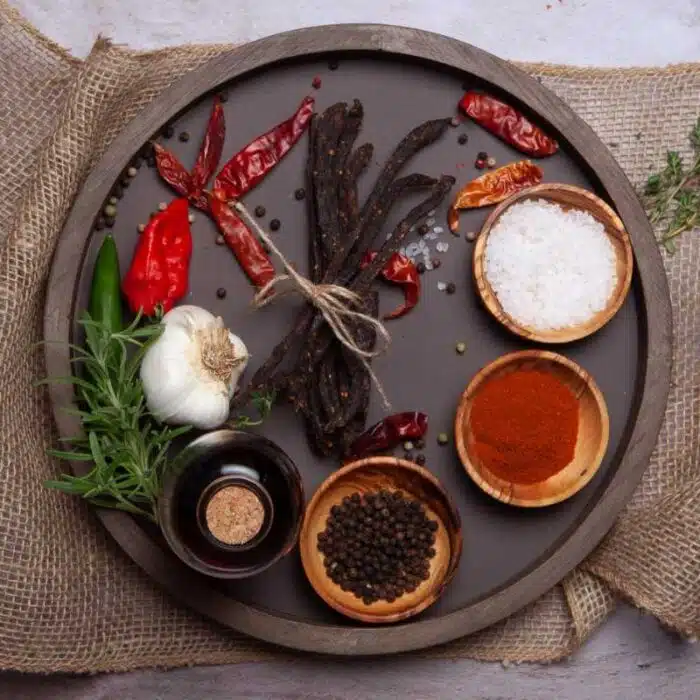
<box><xmin>269</xmin><ymin>218</ymin><xmax>281</xmax><ymax>231</ymax></box>
<box><xmin>162</xmin><ymin>125</ymin><xmax>175</xmax><ymax>139</ymax></box>
<box><xmin>416</xmin><ymin>261</ymin><xmax>426</xmax><ymax>275</ymax></box>
<box><xmin>294</xmin><ymin>188</ymin><xmax>306</xmax><ymax>200</ymax></box>
<box><xmin>216</xmin><ymin>287</ymin><xmax>227</xmax><ymax>299</ymax></box>
<box><xmin>179</xmin><ymin>131</ymin><xmax>190</xmax><ymax>142</ymax></box>
<box><xmin>328</xmin><ymin>59</ymin><xmax>339</xmax><ymax>70</ymax></box>
<box><xmin>458</xmin><ymin>133</ymin><xmax>468</xmax><ymax>145</ymax></box>
<box><xmin>415</xmin><ymin>453</ymin><xmax>426</xmax><ymax>466</ymax></box>
<box><xmin>94</xmin><ymin>217</ymin><xmax>106</xmax><ymax>231</ymax></box>
<box><xmin>446</xmin><ymin>282</ymin><xmax>456</xmax><ymax>294</ymax></box>
<box><xmin>146</xmin><ymin>155</ymin><xmax>156</xmax><ymax>168</ymax></box>
<box><xmin>317</xmin><ymin>490</ymin><xmax>437</xmax><ymax>605</ymax></box>
<box><xmin>417</xmin><ymin>223</ymin><xmax>429</xmax><ymax>236</ymax></box>
<box><xmin>432</xmin><ymin>258</ymin><xmax>441</xmax><ymax>269</ymax></box>
<box><xmin>477</xmin><ymin>151</ymin><xmax>488</xmax><ymax>160</ymax></box>
<box><xmin>219</xmin><ymin>92</ymin><xmax>228</xmax><ymax>103</ymax></box>
<box><xmin>254</xmin><ymin>205</ymin><xmax>266</xmax><ymax>218</ymax></box>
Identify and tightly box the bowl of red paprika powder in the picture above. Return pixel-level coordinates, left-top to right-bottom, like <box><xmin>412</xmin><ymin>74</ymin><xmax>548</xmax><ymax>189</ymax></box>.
<box><xmin>454</xmin><ymin>350</ymin><xmax>609</xmax><ymax>507</ymax></box>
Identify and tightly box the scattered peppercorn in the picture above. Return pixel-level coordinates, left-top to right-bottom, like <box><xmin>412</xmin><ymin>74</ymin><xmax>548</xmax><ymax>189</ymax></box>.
<box><xmin>94</xmin><ymin>217</ymin><xmax>105</xmax><ymax>231</ymax></box>
<box><xmin>450</xmin><ymin>116</ymin><xmax>461</xmax><ymax>128</ymax></box>
<box><xmin>465</xmin><ymin>231</ymin><xmax>477</xmax><ymax>242</ymax></box>
<box><xmin>254</xmin><ymin>205</ymin><xmax>266</xmax><ymax>218</ymax></box>
<box><xmin>415</xmin><ymin>438</ymin><xmax>425</xmax><ymax>450</ymax></box>
<box><xmin>432</xmin><ymin>258</ymin><xmax>442</xmax><ymax>269</ymax></box>
<box><xmin>138</xmin><ymin>223</ymin><xmax>146</xmax><ymax>233</ymax></box>
<box><xmin>403</xmin><ymin>441</ymin><xmax>414</xmax><ymax>452</ymax></box>
<box><xmin>215</xmin><ymin>235</ymin><xmax>225</xmax><ymax>246</ymax></box>
<box><xmin>132</xmin><ymin>156</ymin><xmax>143</xmax><ymax>169</ymax></box>
<box><xmin>294</xmin><ymin>188</ymin><xmax>306</xmax><ymax>200</ymax></box>
<box><xmin>475</xmin><ymin>159</ymin><xmax>486</xmax><ymax>169</ymax></box>
<box><xmin>416</xmin><ymin>261</ymin><xmax>426</xmax><ymax>274</ymax></box>
<box><xmin>104</xmin><ymin>216</ymin><xmax>115</xmax><ymax>228</ymax></box>
<box><xmin>486</xmin><ymin>157</ymin><xmax>497</xmax><ymax>168</ymax></box>
<box><xmin>108</xmin><ymin>196</ymin><xmax>118</xmax><ymax>206</ymax></box>
<box><xmin>311</xmin><ymin>76</ymin><xmax>322</xmax><ymax>89</ymax></box>
<box><xmin>415</xmin><ymin>453</ymin><xmax>426</xmax><ymax>466</ymax></box>
<box><xmin>328</xmin><ymin>59</ymin><xmax>339</xmax><ymax>70</ymax></box>
<box><xmin>317</xmin><ymin>490</ymin><xmax>438</xmax><ymax>605</ymax></box>
<box><xmin>216</xmin><ymin>287</ymin><xmax>227</xmax><ymax>299</ymax></box>
<box><xmin>417</xmin><ymin>223</ymin><xmax>429</xmax><ymax>236</ymax></box>
<box><xmin>158</xmin><ymin>202</ymin><xmax>167</xmax><ymax>211</ymax></box>
<box><xmin>455</xmin><ymin>342</ymin><xmax>466</xmax><ymax>355</ymax></box>
<box><xmin>269</xmin><ymin>218</ymin><xmax>281</xmax><ymax>231</ymax></box>
<box><xmin>112</xmin><ymin>184</ymin><xmax>123</xmax><ymax>199</ymax></box>
<box><xmin>162</xmin><ymin>125</ymin><xmax>175</xmax><ymax>139</ymax></box>
<box><xmin>458</xmin><ymin>133</ymin><xmax>468</xmax><ymax>145</ymax></box>
<box><xmin>103</xmin><ymin>204</ymin><xmax>117</xmax><ymax>218</ymax></box>
<box><xmin>437</xmin><ymin>432</ymin><xmax>449</xmax><ymax>445</ymax></box>
<box><xmin>477</xmin><ymin>151</ymin><xmax>488</xmax><ymax>160</ymax></box>
<box><xmin>127</xmin><ymin>166</ymin><xmax>138</xmax><ymax>178</ymax></box>
<box><xmin>146</xmin><ymin>155</ymin><xmax>156</xmax><ymax>168</ymax></box>
<box><xmin>179</xmin><ymin>131</ymin><xmax>190</xmax><ymax>143</ymax></box>
<box><xmin>446</xmin><ymin>282</ymin><xmax>456</xmax><ymax>295</ymax></box>
<box><xmin>120</xmin><ymin>177</ymin><xmax>131</xmax><ymax>188</ymax></box>
<box><xmin>188</xmin><ymin>213</ymin><xmax>195</xmax><ymax>223</ymax></box>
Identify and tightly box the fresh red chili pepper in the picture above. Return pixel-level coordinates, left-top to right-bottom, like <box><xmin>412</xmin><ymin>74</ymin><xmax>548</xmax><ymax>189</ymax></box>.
<box><xmin>154</xmin><ymin>98</ymin><xmax>225</xmax><ymax>211</ymax></box>
<box><xmin>191</xmin><ymin>97</ymin><xmax>226</xmax><ymax>192</ymax></box>
<box><xmin>447</xmin><ymin>160</ymin><xmax>543</xmax><ymax>232</ymax></box>
<box><xmin>459</xmin><ymin>91</ymin><xmax>559</xmax><ymax>157</ymax></box>
<box><xmin>208</xmin><ymin>192</ymin><xmax>276</xmax><ymax>290</ymax></box>
<box><xmin>349</xmin><ymin>412</ymin><xmax>429</xmax><ymax>458</ymax></box>
<box><xmin>361</xmin><ymin>251</ymin><xmax>420</xmax><ymax>320</ymax></box>
<box><xmin>122</xmin><ymin>198</ymin><xmax>192</xmax><ymax>316</ymax></box>
<box><xmin>213</xmin><ymin>96</ymin><xmax>315</xmax><ymax>199</ymax></box>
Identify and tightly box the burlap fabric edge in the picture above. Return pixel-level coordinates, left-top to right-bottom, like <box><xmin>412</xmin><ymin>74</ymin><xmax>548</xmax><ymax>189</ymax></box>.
<box><xmin>0</xmin><ymin>1</ymin><xmax>698</xmax><ymax>673</ymax></box>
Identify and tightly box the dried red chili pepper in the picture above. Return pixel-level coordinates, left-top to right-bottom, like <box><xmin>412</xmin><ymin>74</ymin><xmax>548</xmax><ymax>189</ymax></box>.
<box><xmin>191</xmin><ymin>98</ymin><xmax>226</xmax><ymax>192</ymax></box>
<box><xmin>447</xmin><ymin>160</ymin><xmax>543</xmax><ymax>232</ymax></box>
<box><xmin>213</xmin><ymin>96</ymin><xmax>315</xmax><ymax>198</ymax></box>
<box><xmin>208</xmin><ymin>192</ymin><xmax>276</xmax><ymax>290</ymax></box>
<box><xmin>459</xmin><ymin>91</ymin><xmax>559</xmax><ymax>157</ymax></box>
<box><xmin>361</xmin><ymin>251</ymin><xmax>420</xmax><ymax>320</ymax></box>
<box><xmin>122</xmin><ymin>198</ymin><xmax>192</xmax><ymax>316</ymax></box>
<box><xmin>154</xmin><ymin>98</ymin><xmax>225</xmax><ymax>211</ymax></box>
<box><xmin>349</xmin><ymin>412</ymin><xmax>428</xmax><ymax>458</ymax></box>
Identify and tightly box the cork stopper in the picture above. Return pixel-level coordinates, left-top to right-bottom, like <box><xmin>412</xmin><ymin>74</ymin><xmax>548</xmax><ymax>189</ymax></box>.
<box><xmin>204</xmin><ymin>485</ymin><xmax>265</xmax><ymax>546</ymax></box>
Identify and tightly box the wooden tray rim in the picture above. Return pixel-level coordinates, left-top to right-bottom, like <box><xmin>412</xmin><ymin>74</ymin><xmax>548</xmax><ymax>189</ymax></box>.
<box><xmin>43</xmin><ymin>24</ymin><xmax>672</xmax><ymax>656</ymax></box>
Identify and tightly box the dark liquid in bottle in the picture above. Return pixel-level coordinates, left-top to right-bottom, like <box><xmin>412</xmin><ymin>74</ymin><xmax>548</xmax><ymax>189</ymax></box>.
<box><xmin>173</xmin><ymin>439</ymin><xmax>301</xmax><ymax>575</ymax></box>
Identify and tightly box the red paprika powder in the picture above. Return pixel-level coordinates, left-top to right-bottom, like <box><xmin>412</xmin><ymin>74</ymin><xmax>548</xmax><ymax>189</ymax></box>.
<box><xmin>469</xmin><ymin>369</ymin><xmax>579</xmax><ymax>485</ymax></box>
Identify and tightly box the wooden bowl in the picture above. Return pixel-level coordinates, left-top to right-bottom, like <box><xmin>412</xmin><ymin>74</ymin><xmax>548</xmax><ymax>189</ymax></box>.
<box><xmin>299</xmin><ymin>457</ymin><xmax>462</xmax><ymax>624</ymax></box>
<box><xmin>455</xmin><ymin>350</ymin><xmax>610</xmax><ymax>507</ymax></box>
<box><xmin>473</xmin><ymin>183</ymin><xmax>634</xmax><ymax>343</ymax></box>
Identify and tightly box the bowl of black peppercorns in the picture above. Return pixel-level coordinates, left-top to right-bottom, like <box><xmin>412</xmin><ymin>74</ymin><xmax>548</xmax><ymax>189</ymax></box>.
<box><xmin>299</xmin><ymin>456</ymin><xmax>462</xmax><ymax>624</ymax></box>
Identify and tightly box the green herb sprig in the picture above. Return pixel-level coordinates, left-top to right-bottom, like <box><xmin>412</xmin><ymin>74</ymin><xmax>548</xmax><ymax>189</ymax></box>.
<box><xmin>642</xmin><ymin>117</ymin><xmax>700</xmax><ymax>253</ymax></box>
<box><xmin>43</xmin><ymin>312</ymin><xmax>190</xmax><ymax>522</ymax></box>
<box><xmin>227</xmin><ymin>390</ymin><xmax>277</xmax><ymax>429</ymax></box>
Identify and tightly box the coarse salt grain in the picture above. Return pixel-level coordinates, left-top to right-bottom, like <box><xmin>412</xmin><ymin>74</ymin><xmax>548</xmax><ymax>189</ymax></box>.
<box><xmin>484</xmin><ymin>199</ymin><xmax>617</xmax><ymax>331</ymax></box>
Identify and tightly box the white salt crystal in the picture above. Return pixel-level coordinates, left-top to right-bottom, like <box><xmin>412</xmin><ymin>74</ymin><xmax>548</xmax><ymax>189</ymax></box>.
<box><xmin>433</xmin><ymin>226</ymin><xmax>444</xmax><ymax>234</ymax></box>
<box><xmin>436</xmin><ymin>241</ymin><xmax>449</xmax><ymax>253</ymax></box>
<box><xmin>484</xmin><ymin>199</ymin><xmax>617</xmax><ymax>331</ymax></box>
<box><xmin>437</xmin><ymin>282</ymin><xmax>447</xmax><ymax>291</ymax></box>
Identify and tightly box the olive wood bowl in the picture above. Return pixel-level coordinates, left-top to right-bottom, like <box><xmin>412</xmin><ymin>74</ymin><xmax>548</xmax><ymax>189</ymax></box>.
<box><xmin>455</xmin><ymin>350</ymin><xmax>610</xmax><ymax>507</ymax></box>
<box><xmin>299</xmin><ymin>457</ymin><xmax>462</xmax><ymax>624</ymax></box>
<box><xmin>473</xmin><ymin>183</ymin><xmax>634</xmax><ymax>344</ymax></box>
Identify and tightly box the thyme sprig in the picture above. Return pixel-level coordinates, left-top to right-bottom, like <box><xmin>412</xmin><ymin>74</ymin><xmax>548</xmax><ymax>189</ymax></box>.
<box><xmin>642</xmin><ymin>117</ymin><xmax>700</xmax><ymax>254</ymax></box>
<box><xmin>42</xmin><ymin>312</ymin><xmax>191</xmax><ymax>522</ymax></box>
<box><xmin>227</xmin><ymin>390</ymin><xmax>277</xmax><ymax>429</ymax></box>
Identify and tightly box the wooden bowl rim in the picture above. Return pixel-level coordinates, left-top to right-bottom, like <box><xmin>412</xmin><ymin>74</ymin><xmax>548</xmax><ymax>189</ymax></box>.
<box><xmin>299</xmin><ymin>456</ymin><xmax>463</xmax><ymax>623</ymax></box>
<box><xmin>473</xmin><ymin>183</ymin><xmax>634</xmax><ymax>344</ymax></box>
<box><xmin>455</xmin><ymin>349</ymin><xmax>611</xmax><ymax>507</ymax></box>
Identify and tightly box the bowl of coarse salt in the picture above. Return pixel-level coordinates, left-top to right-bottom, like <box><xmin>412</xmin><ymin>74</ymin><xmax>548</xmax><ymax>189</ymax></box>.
<box><xmin>473</xmin><ymin>184</ymin><xmax>633</xmax><ymax>343</ymax></box>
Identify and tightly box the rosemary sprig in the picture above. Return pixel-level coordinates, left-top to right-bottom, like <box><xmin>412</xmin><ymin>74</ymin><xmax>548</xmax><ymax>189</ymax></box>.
<box><xmin>642</xmin><ymin>117</ymin><xmax>700</xmax><ymax>254</ymax></box>
<box><xmin>43</xmin><ymin>312</ymin><xmax>191</xmax><ymax>522</ymax></box>
<box><xmin>228</xmin><ymin>390</ymin><xmax>277</xmax><ymax>429</ymax></box>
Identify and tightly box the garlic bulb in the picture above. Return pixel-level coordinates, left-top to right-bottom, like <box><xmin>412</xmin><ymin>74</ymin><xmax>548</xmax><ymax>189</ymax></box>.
<box><xmin>140</xmin><ymin>305</ymin><xmax>249</xmax><ymax>430</ymax></box>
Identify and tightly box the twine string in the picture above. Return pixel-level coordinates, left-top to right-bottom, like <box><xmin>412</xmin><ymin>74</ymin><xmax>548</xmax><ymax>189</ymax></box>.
<box><xmin>231</xmin><ymin>200</ymin><xmax>392</xmax><ymax>407</ymax></box>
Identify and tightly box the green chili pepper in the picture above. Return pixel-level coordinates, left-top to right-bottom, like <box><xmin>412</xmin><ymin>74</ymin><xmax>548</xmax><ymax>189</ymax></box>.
<box><xmin>88</xmin><ymin>235</ymin><xmax>123</xmax><ymax>335</ymax></box>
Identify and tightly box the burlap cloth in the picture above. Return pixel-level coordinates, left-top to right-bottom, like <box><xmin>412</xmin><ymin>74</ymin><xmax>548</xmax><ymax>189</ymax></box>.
<box><xmin>0</xmin><ymin>1</ymin><xmax>698</xmax><ymax>673</ymax></box>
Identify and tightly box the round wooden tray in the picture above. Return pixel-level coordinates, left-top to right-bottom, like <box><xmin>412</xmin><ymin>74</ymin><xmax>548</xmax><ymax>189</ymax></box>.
<box><xmin>43</xmin><ymin>25</ymin><xmax>672</xmax><ymax>656</ymax></box>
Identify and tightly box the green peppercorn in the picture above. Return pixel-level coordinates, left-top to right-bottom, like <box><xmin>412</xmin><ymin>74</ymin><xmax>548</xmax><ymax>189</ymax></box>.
<box><xmin>103</xmin><ymin>204</ymin><xmax>117</xmax><ymax>218</ymax></box>
<box><xmin>437</xmin><ymin>432</ymin><xmax>449</xmax><ymax>445</ymax></box>
<box><xmin>456</xmin><ymin>342</ymin><xmax>466</xmax><ymax>355</ymax></box>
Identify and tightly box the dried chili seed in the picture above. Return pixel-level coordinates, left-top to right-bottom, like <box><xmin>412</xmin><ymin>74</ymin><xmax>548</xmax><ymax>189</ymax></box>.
<box><xmin>458</xmin><ymin>133</ymin><xmax>468</xmax><ymax>145</ymax></box>
<box><xmin>269</xmin><ymin>218</ymin><xmax>281</xmax><ymax>231</ymax></box>
<box><xmin>432</xmin><ymin>258</ymin><xmax>441</xmax><ymax>269</ymax></box>
<box><xmin>254</xmin><ymin>205</ymin><xmax>266</xmax><ymax>218</ymax></box>
<box><xmin>312</xmin><ymin>76</ymin><xmax>322</xmax><ymax>89</ymax></box>
<box><xmin>475</xmin><ymin>159</ymin><xmax>486</xmax><ymax>169</ymax></box>
<box><xmin>446</xmin><ymin>282</ymin><xmax>456</xmax><ymax>294</ymax></box>
<box><xmin>294</xmin><ymin>188</ymin><xmax>306</xmax><ymax>200</ymax></box>
<box><xmin>162</xmin><ymin>125</ymin><xmax>175</xmax><ymax>139</ymax></box>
